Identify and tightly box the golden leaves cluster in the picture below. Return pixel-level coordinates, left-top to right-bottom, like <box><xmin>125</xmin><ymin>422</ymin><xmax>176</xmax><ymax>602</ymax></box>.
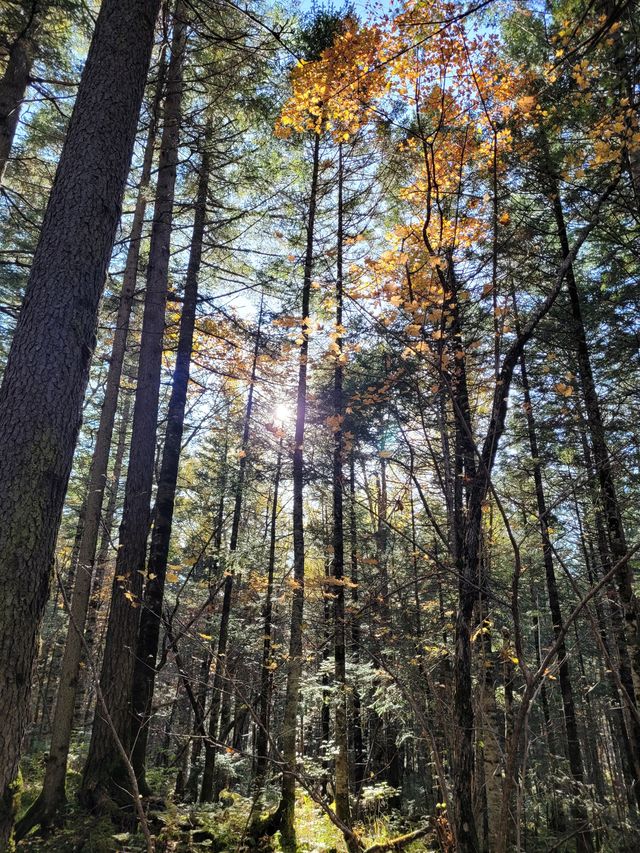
<box><xmin>276</xmin><ymin>19</ymin><xmax>386</xmax><ymax>141</ymax></box>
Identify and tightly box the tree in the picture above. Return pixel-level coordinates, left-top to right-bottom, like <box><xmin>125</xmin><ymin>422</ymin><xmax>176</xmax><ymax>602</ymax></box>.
<box><xmin>131</xmin><ymin>119</ymin><xmax>212</xmax><ymax>793</ymax></box>
<box><xmin>0</xmin><ymin>0</ymin><xmax>160</xmax><ymax>843</ymax></box>
<box><xmin>14</xmin><ymin>43</ymin><xmax>168</xmax><ymax>839</ymax></box>
<box><xmin>3</xmin><ymin>0</ymin><xmax>640</xmax><ymax>849</ymax></box>
<box><xmin>80</xmin><ymin>0</ymin><xmax>186</xmax><ymax>807</ymax></box>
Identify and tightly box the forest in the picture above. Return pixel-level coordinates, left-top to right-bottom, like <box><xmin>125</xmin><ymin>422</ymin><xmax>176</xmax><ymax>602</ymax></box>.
<box><xmin>0</xmin><ymin>0</ymin><xmax>638</xmax><ymax>850</ymax></box>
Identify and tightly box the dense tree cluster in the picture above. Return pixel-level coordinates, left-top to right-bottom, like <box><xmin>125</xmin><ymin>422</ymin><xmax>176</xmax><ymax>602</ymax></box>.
<box><xmin>0</xmin><ymin>0</ymin><xmax>638</xmax><ymax>851</ymax></box>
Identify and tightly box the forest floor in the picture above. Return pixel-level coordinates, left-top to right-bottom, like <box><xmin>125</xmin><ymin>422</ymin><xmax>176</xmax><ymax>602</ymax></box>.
<box><xmin>16</xmin><ymin>748</ymin><xmax>434</xmax><ymax>852</ymax></box>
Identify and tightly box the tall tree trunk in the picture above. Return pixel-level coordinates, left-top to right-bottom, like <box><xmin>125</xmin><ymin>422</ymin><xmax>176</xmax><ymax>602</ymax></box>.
<box><xmin>447</xmin><ymin>266</ymin><xmax>482</xmax><ymax>852</ymax></box>
<box><xmin>14</xmin><ymin>50</ymin><xmax>166</xmax><ymax>839</ymax></box>
<box><xmin>575</xmin><ymin>419</ymin><xmax>640</xmax><ymax>798</ymax></box>
<box><xmin>0</xmin><ymin>0</ymin><xmax>160</xmax><ymax>843</ymax></box>
<box><xmin>131</xmin><ymin>125</ymin><xmax>211</xmax><ymax>792</ymax></box>
<box><xmin>332</xmin><ymin>143</ymin><xmax>353</xmax><ymax>841</ymax></box>
<box><xmin>518</xmin><ymin>346</ymin><xmax>593</xmax><ymax>852</ymax></box>
<box><xmin>0</xmin><ymin>21</ymin><xmax>38</xmax><ymax>182</ymax></box>
<box><xmin>279</xmin><ymin>132</ymin><xmax>320</xmax><ymax>851</ymax></box>
<box><xmin>65</xmin><ymin>486</ymin><xmax>89</xmax><ymax>600</ymax></box>
<box><xmin>477</xmin><ymin>556</ymin><xmax>503</xmax><ymax>853</ymax></box>
<box><xmin>80</xmin><ymin>3</ymin><xmax>186</xmax><ymax>807</ymax></box>
<box><xmin>349</xmin><ymin>452</ymin><xmax>364</xmax><ymax>791</ymax></box>
<box><xmin>545</xmin><ymin>150</ymin><xmax>640</xmax><ymax>700</ymax></box>
<box><xmin>374</xmin><ymin>453</ymin><xmax>402</xmax><ymax>804</ymax></box>
<box><xmin>81</xmin><ymin>391</ymin><xmax>132</xmax><ymax>727</ymax></box>
<box><xmin>526</xmin><ymin>575</ymin><xmax>565</xmax><ymax>832</ymax></box>
<box><xmin>253</xmin><ymin>438</ymin><xmax>283</xmax><ymax>792</ymax></box>
<box><xmin>200</xmin><ymin>301</ymin><xmax>264</xmax><ymax>802</ymax></box>
<box><xmin>185</xmin><ymin>448</ymin><xmax>229</xmax><ymax>801</ymax></box>
<box><xmin>321</xmin><ymin>543</ymin><xmax>332</xmax><ymax>787</ymax></box>
<box><xmin>453</xmin><ymin>505</ymin><xmax>483</xmax><ymax>853</ymax></box>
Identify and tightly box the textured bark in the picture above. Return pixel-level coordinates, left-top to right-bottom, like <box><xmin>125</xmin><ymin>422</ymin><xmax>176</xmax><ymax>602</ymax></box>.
<box><xmin>80</xmin><ymin>3</ymin><xmax>186</xmax><ymax>806</ymax></box>
<box><xmin>0</xmin><ymin>0</ymin><xmax>160</xmax><ymax>844</ymax></box>
<box><xmin>279</xmin><ymin>132</ymin><xmax>320</xmax><ymax>851</ymax></box>
<box><xmin>447</xmin><ymin>273</ymin><xmax>482</xmax><ymax>853</ymax></box>
<box><xmin>131</xmin><ymin>134</ymin><xmax>210</xmax><ymax>790</ymax></box>
<box><xmin>14</xmin><ymin>52</ymin><xmax>166</xmax><ymax>839</ymax></box>
<box><xmin>0</xmin><ymin>28</ymin><xmax>36</xmax><ymax>182</ymax></box>
<box><xmin>200</xmin><ymin>302</ymin><xmax>263</xmax><ymax>802</ymax></box>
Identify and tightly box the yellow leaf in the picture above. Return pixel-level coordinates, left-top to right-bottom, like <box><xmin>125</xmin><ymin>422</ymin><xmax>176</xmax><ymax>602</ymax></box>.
<box><xmin>554</xmin><ymin>382</ymin><xmax>573</xmax><ymax>397</ymax></box>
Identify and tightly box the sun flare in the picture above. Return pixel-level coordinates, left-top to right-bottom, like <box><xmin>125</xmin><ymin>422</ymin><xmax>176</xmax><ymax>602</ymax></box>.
<box><xmin>273</xmin><ymin>401</ymin><xmax>295</xmax><ymax>425</ymax></box>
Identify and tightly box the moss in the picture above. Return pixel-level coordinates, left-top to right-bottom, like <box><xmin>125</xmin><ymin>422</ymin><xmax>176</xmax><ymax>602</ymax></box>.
<box><xmin>1</xmin><ymin>769</ymin><xmax>24</xmax><ymax>852</ymax></box>
<box><xmin>14</xmin><ymin>813</ymin><xmax>117</xmax><ymax>852</ymax></box>
<box><xmin>273</xmin><ymin>792</ymin><xmax>346</xmax><ymax>853</ymax></box>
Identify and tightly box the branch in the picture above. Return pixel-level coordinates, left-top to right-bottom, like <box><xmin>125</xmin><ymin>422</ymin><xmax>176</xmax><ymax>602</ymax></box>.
<box><xmin>479</xmin><ymin>175</ymin><xmax>619</xmax><ymax>480</ymax></box>
<box><xmin>363</xmin><ymin>825</ymin><xmax>431</xmax><ymax>853</ymax></box>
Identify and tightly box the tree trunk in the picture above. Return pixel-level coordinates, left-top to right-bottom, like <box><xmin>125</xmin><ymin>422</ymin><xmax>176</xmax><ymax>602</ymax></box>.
<box><xmin>200</xmin><ymin>300</ymin><xmax>264</xmax><ymax>802</ymax></box>
<box><xmin>321</xmin><ymin>543</ymin><xmax>332</xmax><ymax>787</ymax></box>
<box><xmin>131</xmin><ymin>124</ymin><xmax>211</xmax><ymax>792</ymax></box>
<box><xmin>575</xmin><ymin>422</ymin><xmax>640</xmax><ymax>798</ymax></box>
<box><xmin>14</xmin><ymin>50</ymin><xmax>166</xmax><ymax>839</ymax></box>
<box><xmin>332</xmin><ymin>143</ymin><xmax>353</xmax><ymax>840</ymax></box>
<box><xmin>349</xmin><ymin>452</ymin><xmax>364</xmax><ymax>791</ymax></box>
<box><xmin>453</xmin><ymin>510</ymin><xmax>482</xmax><ymax>853</ymax></box>
<box><xmin>0</xmin><ymin>0</ymin><xmax>160</xmax><ymax>843</ymax></box>
<box><xmin>254</xmin><ymin>439</ymin><xmax>283</xmax><ymax>792</ymax></box>
<box><xmin>279</xmin><ymin>132</ymin><xmax>320</xmax><ymax>851</ymax></box>
<box><xmin>518</xmin><ymin>347</ymin><xmax>593</xmax><ymax>852</ymax></box>
<box><xmin>477</xmin><ymin>559</ymin><xmax>503</xmax><ymax>853</ymax></box>
<box><xmin>185</xmin><ymin>454</ymin><xmax>228</xmax><ymax>801</ymax></box>
<box><xmin>0</xmin><ymin>28</ymin><xmax>36</xmax><ymax>182</ymax></box>
<box><xmin>80</xmin><ymin>2</ymin><xmax>186</xmax><ymax>807</ymax></box>
<box><xmin>447</xmin><ymin>267</ymin><xmax>482</xmax><ymax>853</ymax></box>
<box><xmin>545</xmin><ymin>150</ymin><xmax>640</xmax><ymax>700</ymax></box>
<box><xmin>81</xmin><ymin>392</ymin><xmax>132</xmax><ymax>727</ymax></box>
<box><xmin>374</xmin><ymin>453</ymin><xmax>402</xmax><ymax>805</ymax></box>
